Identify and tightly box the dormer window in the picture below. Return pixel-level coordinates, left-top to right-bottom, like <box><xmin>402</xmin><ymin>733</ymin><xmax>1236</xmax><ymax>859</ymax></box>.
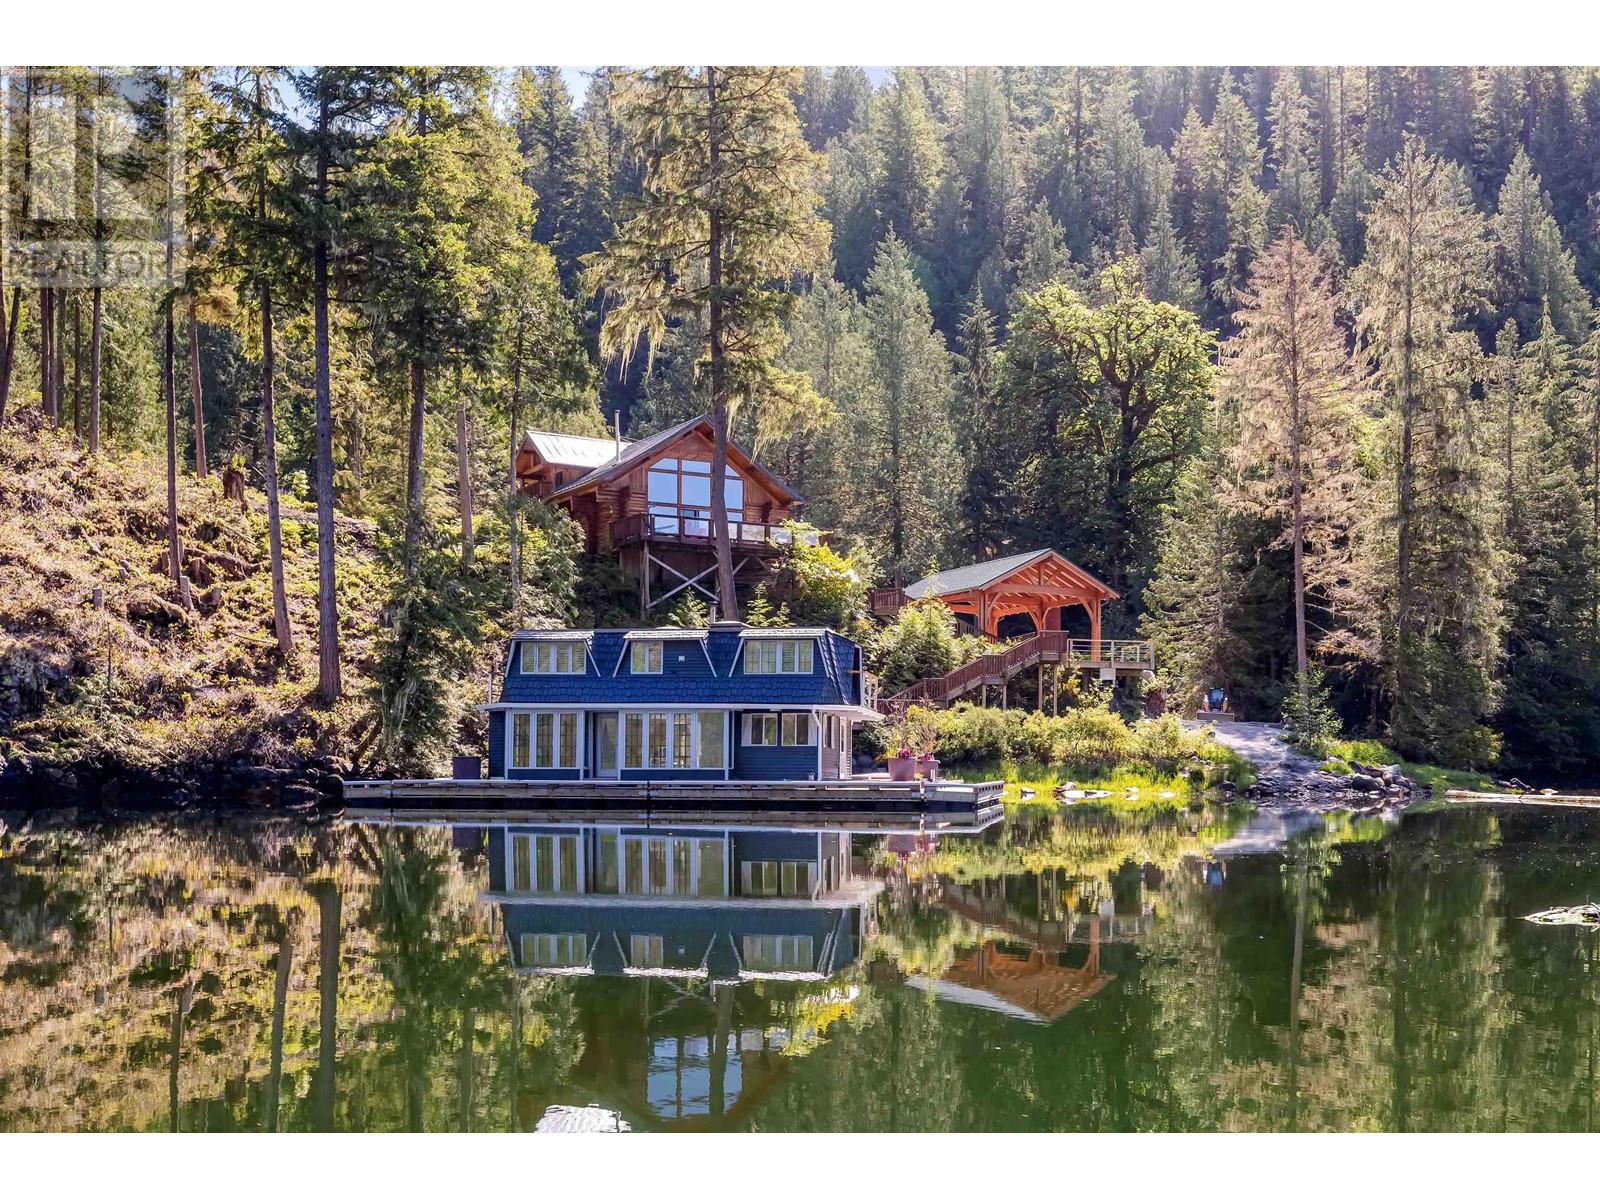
<box><xmin>744</xmin><ymin>638</ymin><xmax>814</xmax><ymax>674</ymax></box>
<box><xmin>630</xmin><ymin>641</ymin><xmax>663</xmax><ymax>674</ymax></box>
<box><xmin>520</xmin><ymin>639</ymin><xmax>586</xmax><ymax>674</ymax></box>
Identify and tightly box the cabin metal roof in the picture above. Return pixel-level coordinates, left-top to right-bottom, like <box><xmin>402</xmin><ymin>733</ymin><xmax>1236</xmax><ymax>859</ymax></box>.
<box><xmin>523</xmin><ymin>430</ymin><xmax>632</xmax><ymax>470</ymax></box>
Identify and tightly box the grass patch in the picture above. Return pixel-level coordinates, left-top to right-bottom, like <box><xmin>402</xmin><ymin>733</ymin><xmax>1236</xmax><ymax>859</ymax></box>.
<box><xmin>1327</xmin><ymin>738</ymin><xmax>1495</xmax><ymax>794</ymax></box>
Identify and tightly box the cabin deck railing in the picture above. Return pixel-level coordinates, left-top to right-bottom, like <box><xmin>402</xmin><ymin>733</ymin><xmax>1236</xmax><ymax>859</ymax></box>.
<box><xmin>610</xmin><ymin>510</ymin><xmax>820</xmax><ymax>552</ymax></box>
<box><xmin>880</xmin><ymin>631</ymin><xmax>1154</xmax><ymax>712</ymax></box>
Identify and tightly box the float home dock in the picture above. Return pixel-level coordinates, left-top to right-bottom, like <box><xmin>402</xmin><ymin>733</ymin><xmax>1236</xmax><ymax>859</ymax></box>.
<box><xmin>342</xmin><ymin>621</ymin><xmax>1005</xmax><ymax>830</ymax></box>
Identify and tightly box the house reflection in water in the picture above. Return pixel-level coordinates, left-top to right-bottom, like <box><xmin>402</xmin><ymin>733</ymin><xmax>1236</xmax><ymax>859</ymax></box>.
<box><xmin>473</xmin><ymin>820</ymin><xmax>880</xmax><ymax>1129</ymax></box>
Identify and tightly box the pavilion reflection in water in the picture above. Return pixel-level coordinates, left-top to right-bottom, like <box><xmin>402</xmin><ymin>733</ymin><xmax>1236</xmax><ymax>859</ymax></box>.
<box><xmin>462</xmin><ymin>818</ymin><xmax>883</xmax><ymax>1129</ymax></box>
<box><xmin>903</xmin><ymin>859</ymin><xmax>1167</xmax><ymax>1024</ymax></box>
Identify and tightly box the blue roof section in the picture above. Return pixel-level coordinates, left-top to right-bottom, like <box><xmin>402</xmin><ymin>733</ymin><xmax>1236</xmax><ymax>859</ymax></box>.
<box><xmin>497</xmin><ymin>626</ymin><xmax>862</xmax><ymax>708</ymax></box>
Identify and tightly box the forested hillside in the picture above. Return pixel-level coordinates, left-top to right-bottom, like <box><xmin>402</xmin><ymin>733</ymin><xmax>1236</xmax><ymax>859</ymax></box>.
<box><xmin>4</xmin><ymin>66</ymin><xmax>1600</xmax><ymax>782</ymax></box>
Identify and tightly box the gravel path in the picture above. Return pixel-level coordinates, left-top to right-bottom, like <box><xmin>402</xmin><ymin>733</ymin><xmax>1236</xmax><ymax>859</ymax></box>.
<box><xmin>1182</xmin><ymin>719</ymin><xmax>1419</xmax><ymax>811</ymax></box>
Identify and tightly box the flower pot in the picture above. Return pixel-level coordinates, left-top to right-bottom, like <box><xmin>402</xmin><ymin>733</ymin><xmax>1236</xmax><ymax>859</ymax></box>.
<box><xmin>888</xmin><ymin>757</ymin><xmax>916</xmax><ymax>781</ymax></box>
<box><xmin>915</xmin><ymin>756</ymin><xmax>940</xmax><ymax>782</ymax></box>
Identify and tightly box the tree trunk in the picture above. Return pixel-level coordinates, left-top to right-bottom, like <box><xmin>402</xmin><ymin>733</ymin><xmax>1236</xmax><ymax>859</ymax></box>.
<box><xmin>705</xmin><ymin>67</ymin><xmax>739</xmax><ymax>620</ymax></box>
<box><xmin>406</xmin><ymin>356</ymin><xmax>427</xmax><ymax>523</ymax></box>
<box><xmin>54</xmin><ymin>285</ymin><xmax>67</xmax><ymax>428</ymax></box>
<box><xmin>457</xmin><ymin>380</ymin><xmax>473</xmax><ymax>567</ymax></box>
<box><xmin>1286</xmin><ymin>243</ymin><xmax>1309</xmax><ymax>699</ymax></box>
<box><xmin>0</xmin><ymin>285</ymin><xmax>19</xmax><ymax>429</ymax></box>
<box><xmin>40</xmin><ymin>287</ymin><xmax>54</xmax><ymax>422</ymax></box>
<box><xmin>313</xmin><ymin>81</ymin><xmax>342</xmax><ymax>701</ymax></box>
<box><xmin>314</xmin><ymin>883</ymin><xmax>341</xmax><ymax>1132</ymax></box>
<box><xmin>165</xmin><ymin>299</ymin><xmax>185</xmax><ymax>602</ymax></box>
<box><xmin>188</xmin><ymin>297</ymin><xmax>207</xmax><ymax>478</ymax></box>
<box><xmin>266</xmin><ymin>917</ymin><xmax>295</xmax><ymax>1132</ymax></box>
<box><xmin>88</xmin><ymin>287</ymin><xmax>101</xmax><ymax>453</ymax></box>
<box><xmin>1392</xmin><ymin>169</ymin><xmax>1418</xmax><ymax>730</ymax></box>
<box><xmin>508</xmin><ymin>320</ymin><xmax>525</xmax><ymax>624</ymax></box>
<box><xmin>72</xmin><ymin>296</ymin><xmax>82</xmax><ymax>441</ymax></box>
<box><xmin>261</xmin><ymin>287</ymin><xmax>293</xmax><ymax>655</ymax></box>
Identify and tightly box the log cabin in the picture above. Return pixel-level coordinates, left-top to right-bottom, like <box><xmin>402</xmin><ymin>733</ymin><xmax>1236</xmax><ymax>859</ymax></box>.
<box><xmin>515</xmin><ymin>415</ymin><xmax>811</xmax><ymax>613</ymax></box>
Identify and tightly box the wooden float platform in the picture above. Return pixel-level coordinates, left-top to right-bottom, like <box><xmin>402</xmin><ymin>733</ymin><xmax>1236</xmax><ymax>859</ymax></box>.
<box><xmin>342</xmin><ymin>777</ymin><xmax>1007</xmax><ymax>832</ymax></box>
<box><xmin>1444</xmin><ymin>789</ymin><xmax>1600</xmax><ymax>810</ymax></box>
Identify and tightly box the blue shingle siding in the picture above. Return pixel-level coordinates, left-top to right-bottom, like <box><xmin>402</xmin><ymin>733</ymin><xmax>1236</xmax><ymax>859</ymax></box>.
<box><xmin>486</xmin><ymin>829</ymin><xmax>507</xmax><ymax>891</ymax></box>
<box><xmin>498</xmin><ymin>627</ymin><xmax>861</xmax><ymax>708</ymax></box>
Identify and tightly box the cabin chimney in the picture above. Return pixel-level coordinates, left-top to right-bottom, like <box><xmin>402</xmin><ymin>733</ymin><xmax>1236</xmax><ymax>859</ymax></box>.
<box><xmin>613</xmin><ymin>411</ymin><xmax>622</xmax><ymax>462</ymax></box>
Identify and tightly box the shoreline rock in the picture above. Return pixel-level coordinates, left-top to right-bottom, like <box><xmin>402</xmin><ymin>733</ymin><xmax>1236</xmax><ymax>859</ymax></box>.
<box><xmin>0</xmin><ymin>748</ymin><xmax>353</xmax><ymax>812</ymax></box>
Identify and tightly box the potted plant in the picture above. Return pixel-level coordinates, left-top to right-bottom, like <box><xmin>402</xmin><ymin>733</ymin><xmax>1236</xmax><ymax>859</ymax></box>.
<box><xmin>903</xmin><ymin>706</ymin><xmax>939</xmax><ymax>780</ymax></box>
<box><xmin>887</xmin><ymin>745</ymin><xmax>916</xmax><ymax>781</ymax></box>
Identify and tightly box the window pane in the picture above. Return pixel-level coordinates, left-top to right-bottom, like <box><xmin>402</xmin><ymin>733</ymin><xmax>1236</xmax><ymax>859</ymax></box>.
<box><xmin>797</xmin><ymin>640</ymin><xmax>813</xmax><ymax>672</ymax></box>
<box><xmin>648</xmin><ymin>713</ymin><xmax>668</xmax><ymax>767</ymax></box>
<box><xmin>698</xmin><ymin>712</ymin><xmax>724</xmax><ymax>768</ymax></box>
<box><xmin>535</xmin><ymin>836</ymin><xmax>553</xmax><ymax>891</ymax></box>
<box><xmin>648</xmin><ymin>468</ymin><xmax>677</xmax><ymax>504</ymax></box>
<box><xmin>672</xmin><ymin>838</ymin><xmax>693</xmax><ymax>896</ymax></box>
<box><xmin>781</xmin><ymin>713</ymin><xmax>796</xmax><ymax>745</ymax></box>
<box><xmin>725</xmin><ymin>477</ymin><xmax>744</xmax><ymax>515</ymax></box>
<box><xmin>511</xmin><ymin>713</ymin><xmax>531</xmax><ymax>769</ymax></box>
<box><xmin>631</xmin><ymin>934</ymin><xmax>663</xmax><ymax>968</ymax></box>
<box><xmin>781</xmin><ymin>861</ymin><xmax>798</xmax><ymax>896</ymax></box>
<box><xmin>698</xmin><ymin>839</ymin><xmax>724</xmax><ymax>897</ymax></box>
<box><xmin>596</xmin><ymin>833</ymin><xmax>619</xmax><ymax>894</ymax></box>
<box><xmin>559</xmin><ymin>713</ymin><xmax>578</xmax><ymax>768</ymax></box>
<box><xmin>625</xmin><ymin>839</ymin><xmax>643</xmax><ymax>894</ymax></box>
<box><xmin>681</xmin><ymin>458</ymin><xmax>710</xmax><ymax>473</ymax></box>
<box><xmin>672</xmin><ymin>713</ymin><xmax>692</xmax><ymax>768</ymax></box>
<box><xmin>512</xmin><ymin>835</ymin><xmax>531</xmax><ymax>892</ymax></box>
<box><xmin>624</xmin><ymin>714</ymin><xmax>644</xmax><ymax>768</ymax></box>
<box><xmin>648</xmin><ymin>838</ymin><xmax>668</xmax><ymax>895</ymax></box>
<box><xmin>559</xmin><ymin>836</ymin><xmax>578</xmax><ymax>893</ymax></box>
<box><xmin>781</xmin><ymin>640</ymin><xmax>796</xmax><ymax>672</ymax></box>
<box><xmin>535</xmin><ymin>713</ymin><xmax>554</xmax><ymax>768</ymax></box>
<box><xmin>519</xmin><ymin>642</ymin><xmax>534</xmax><ymax>672</ymax></box>
<box><xmin>681</xmin><ymin>473</ymin><xmax>710</xmax><ymax>507</ymax></box>
<box><xmin>599</xmin><ymin>718</ymin><xmax>617</xmax><ymax>771</ymax></box>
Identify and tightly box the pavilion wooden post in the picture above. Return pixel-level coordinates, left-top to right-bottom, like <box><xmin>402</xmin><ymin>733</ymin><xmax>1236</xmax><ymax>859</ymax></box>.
<box><xmin>1037</xmin><ymin>662</ymin><xmax>1044</xmax><ymax>712</ymax></box>
<box><xmin>1051</xmin><ymin>663</ymin><xmax>1058</xmax><ymax>716</ymax></box>
<box><xmin>1089</xmin><ymin>598</ymin><xmax>1103</xmax><ymax>658</ymax></box>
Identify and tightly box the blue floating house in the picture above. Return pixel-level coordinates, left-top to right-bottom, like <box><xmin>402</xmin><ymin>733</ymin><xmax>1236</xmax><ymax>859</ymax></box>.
<box><xmin>483</xmin><ymin>621</ymin><xmax>882</xmax><ymax>783</ymax></box>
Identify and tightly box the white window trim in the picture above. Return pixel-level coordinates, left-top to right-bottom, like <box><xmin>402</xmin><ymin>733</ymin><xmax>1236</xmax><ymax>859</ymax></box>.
<box><xmin>506</xmin><ymin>708</ymin><xmax>586</xmax><ymax>772</ymax></box>
<box><xmin>744</xmin><ymin>712</ymin><xmax>780</xmax><ymax>747</ymax></box>
<box><xmin>622</xmin><ymin>708</ymin><xmax>728</xmax><ymax>772</ymax></box>
<box><xmin>505</xmin><ymin>831</ymin><xmax>586</xmax><ymax>895</ymax></box>
<box><xmin>518</xmin><ymin>638</ymin><xmax>589</xmax><ymax>675</ymax></box>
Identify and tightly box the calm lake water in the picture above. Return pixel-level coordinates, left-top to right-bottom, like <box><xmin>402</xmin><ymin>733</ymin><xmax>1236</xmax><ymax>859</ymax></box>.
<box><xmin>3</xmin><ymin>800</ymin><xmax>1600</xmax><ymax>1132</ymax></box>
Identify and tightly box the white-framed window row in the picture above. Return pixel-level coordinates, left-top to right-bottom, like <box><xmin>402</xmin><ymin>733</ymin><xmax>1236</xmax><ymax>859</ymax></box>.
<box><xmin>507</xmin><ymin>710</ymin><xmax>583</xmax><ymax>771</ymax></box>
<box><xmin>519</xmin><ymin>638</ymin><xmax>587</xmax><ymax>675</ymax></box>
<box><xmin>508</xmin><ymin>831</ymin><xmax>585</xmax><ymax>895</ymax></box>
<box><xmin>743</xmin><ymin>637</ymin><xmax>815</xmax><ymax>675</ymax></box>
<box><xmin>519</xmin><ymin>932</ymin><xmax>588</xmax><ymax>970</ymax></box>
<box><xmin>740</xmin><ymin>934</ymin><xmax>814</xmax><ymax>973</ymax></box>
<box><xmin>743</xmin><ymin>711</ymin><xmax>816</xmax><ymax>748</ymax></box>
<box><xmin>740</xmin><ymin>858</ymin><xmax>817</xmax><ymax>899</ymax></box>
<box><xmin>619</xmin><ymin>709</ymin><xmax>727</xmax><ymax>772</ymax></box>
<box><xmin>590</xmin><ymin>830</ymin><xmax>730</xmax><ymax>898</ymax></box>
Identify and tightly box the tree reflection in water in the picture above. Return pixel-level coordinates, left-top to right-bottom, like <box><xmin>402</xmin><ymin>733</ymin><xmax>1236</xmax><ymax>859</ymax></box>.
<box><xmin>2</xmin><ymin>804</ymin><xmax>1600</xmax><ymax>1130</ymax></box>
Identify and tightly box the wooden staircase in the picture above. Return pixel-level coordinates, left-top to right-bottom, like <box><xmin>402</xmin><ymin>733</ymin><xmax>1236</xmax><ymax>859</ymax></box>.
<box><xmin>878</xmin><ymin>631</ymin><xmax>1154</xmax><ymax>713</ymax></box>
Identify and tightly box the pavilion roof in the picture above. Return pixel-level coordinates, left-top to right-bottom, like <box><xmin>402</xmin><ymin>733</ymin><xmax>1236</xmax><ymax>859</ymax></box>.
<box><xmin>903</xmin><ymin>548</ymin><xmax>1118</xmax><ymax>602</ymax></box>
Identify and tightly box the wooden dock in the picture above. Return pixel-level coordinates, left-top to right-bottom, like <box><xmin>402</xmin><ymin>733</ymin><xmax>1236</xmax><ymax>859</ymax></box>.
<box><xmin>342</xmin><ymin>777</ymin><xmax>1007</xmax><ymax>832</ymax></box>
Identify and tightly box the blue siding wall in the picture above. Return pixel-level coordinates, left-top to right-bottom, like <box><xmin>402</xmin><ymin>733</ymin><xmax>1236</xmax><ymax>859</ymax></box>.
<box><xmin>732</xmin><ymin>830</ymin><xmax>820</xmax><ymax>861</ymax></box>
<box><xmin>487</xmin><ymin>711</ymin><xmax>506</xmax><ymax>778</ymax></box>
<box><xmin>487</xmin><ymin>829</ymin><xmax>506</xmax><ymax>891</ymax></box>
<box><xmin>733</xmin><ymin>712</ymin><xmax>819</xmax><ymax>781</ymax></box>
